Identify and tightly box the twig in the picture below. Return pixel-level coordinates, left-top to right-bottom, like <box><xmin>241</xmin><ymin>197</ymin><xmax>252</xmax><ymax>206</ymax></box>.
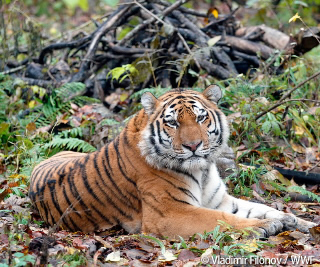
<box><xmin>107</xmin><ymin>41</ymin><xmax>153</xmax><ymax>54</ymax></box>
<box><xmin>255</xmin><ymin>98</ymin><xmax>320</xmax><ymax>121</ymax></box>
<box><xmin>71</xmin><ymin>4</ymin><xmax>133</xmax><ymax>82</ymax></box>
<box><xmin>202</xmin><ymin>7</ymin><xmax>239</xmax><ymax>33</ymax></box>
<box><xmin>278</xmin><ymin>69</ymin><xmax>320</xmax><ymax>102</ymax></box>
<box><xmin>118</xmin><ymin>0</ymin><xmax>190</xmax><ymax>46</ymax></box>
<box><xmin>148</xmin><ymin>2</ymin><xmax>201</xmax><ymax>69</ymax></box>
<box><xmin>20</xmin><ymin>77</ymin><xmax>60</xmax><ymax>89</ymax></box>
<box><xmin>177</xmin><ymin>32</ymin><xmax>201</xmax><ymax>70</ymax></box>
<box><xmin>307</xmin><ymin>161</ymin><xmax>320</xmax><ymax>172</ymax></box>
<box><xmin>152</xmin><ymin>0</ymin><xmax>207</xmax><ymax>17</ymax></box>
<box><xmin>0</xmin><ymin>65</ymin><xmax>26</xmax><ymax>75</ymax></box>
<box><xmin>249</xmin><ymin>45</ymin><xmax>293</xmax><ymax>83</ymax></box>
<box><xmin>172</xmin><ymin>9</ymin><xmax>208</xmax><ymax>47</ymax></box>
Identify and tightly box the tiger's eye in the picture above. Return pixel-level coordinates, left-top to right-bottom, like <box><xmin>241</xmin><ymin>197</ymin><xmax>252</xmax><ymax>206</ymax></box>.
<box><xmin>197</xmin><ymin>115</ymin><xmax>206</xmax><ymax>122</ymax></box>
<box><xmin>167</xmin><ymin>120</ymin><xmax>178</xmax><ymax>126</ymax></box>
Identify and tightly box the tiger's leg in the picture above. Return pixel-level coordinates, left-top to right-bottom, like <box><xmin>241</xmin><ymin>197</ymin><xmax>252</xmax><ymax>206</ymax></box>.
<box><xmin>213</xmin><ymin>194</ymin><xmax>316</xmax><ymax>233</ymax></box>
<box><xmin>203</xmin><ymin>164</ymin><xmax>316</xmax><ymax>233</ymax></box>
<box><xmin>141</xmin><ymin>204</ymin><xmax>283</xmax><ymax>238</ymax></box>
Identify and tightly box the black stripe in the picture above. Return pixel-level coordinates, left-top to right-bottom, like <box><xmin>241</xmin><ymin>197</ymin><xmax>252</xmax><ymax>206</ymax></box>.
<box><xmin>141</xmin><ymin>196</ymin><xmax>164</xmax><ymax>217</ymax></box>
<box><xmin>263</xmin><ymin>210</ymin><xmax>273</xmax><ymax>219</ymax></box>
<box><xmin>99</xmin><ymin>152</ymin><xmax>139</xmax><ymax>213</ymax></box>
<box><xmin>155</xmin><ymin>120</ymin><xmax>163</xmax><ymax>145</ymax></box>
<box><xmin>104</xmin><ymin>145</ymin><xmax>114</xmax><ymax>175</ymax></box>
<box><xmin>64</xmin><ymin>165</ymin><xmax>81</xmax><ymax>219</ymax></box>
<box><xmin>171</xmin><ymin>167</ymin><xmax>201</xmax><ymax>189</ymax></box>
<box><xmin>207</xmin><ymin>180</ymin><xmax>222</xmax><ymax>204</ymax></box>
<box><xmin>91</xmin><ymin>204</ymin><xmax>113</xmax><ymax>226</ymax></box>
<box><xmin>66</xmin><ymin>160</ymin><xmax>98</xmax><ymax>228</ymax></box>
<box><xmin>150</xmin><ymin>123</ymin><xmax>156</xmax><ymax>137</ymax></box>
<box><xmin>166</xmin><ymin>190</ymin><xmax>191</xmax><ymax>205</ymax></box>
<box><xmin>232</xmin><ymin>201</ymin><xmax>238</xmax><ymax>214</ymax></box>
<box><xmin>58</xmin><ymin>162</ymin><xmax>71</xmax><ymax>186</ymax></box>
<box><xmin>62</xmin><ymin>183</ymin><xmax>81</xmax><ymax>220</ymax></box>
<box><xmin>80</xmin><ymin>156</ymin><xmax>105</xmax><ymax>206</ymax></box>
<box><xmin>98</xmin><ymin>147</ymin><xmax>136</xmax><ymax>220</ymax></box>
<box><xmin>47</xmin><ymin>179</ymin><xmax>72</xmax><ymax>230</ymax></box>
<box><xmin>209</xmin><ymin>110</ymin><xmax>217</xmax><ymax>133</ymax></box>
<box><xmin>178</xmin><ymin>187</ymin><xmax>200</xmax><ymax>204</ymax></box>
<box><xmin>246</xmin><ymin>208</ymin><xmax>253</xmax><ymax>218</ymax></box>
<box><xmin>113</xmin><ymin>137</ymin><xmax>136</xmax><ymax>187</ymax></box>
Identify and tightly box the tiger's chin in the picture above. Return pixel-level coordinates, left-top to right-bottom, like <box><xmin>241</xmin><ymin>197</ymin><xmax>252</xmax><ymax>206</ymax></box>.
<box><xmin>143</xmin><ymin>153</ymin><xmax>208</xmax><ymax>171</ymax></box>
<box><xmin>181</xmin><ymin>157</ymin><xmax>208</xmax><ymax>171</ymax></box>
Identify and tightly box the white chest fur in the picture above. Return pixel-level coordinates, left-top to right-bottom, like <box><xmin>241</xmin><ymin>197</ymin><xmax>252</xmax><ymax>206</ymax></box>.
<box><xmin>188</xmin><ymin>163</ymin><xmax>227</xmax><ymax>209</ymax></box>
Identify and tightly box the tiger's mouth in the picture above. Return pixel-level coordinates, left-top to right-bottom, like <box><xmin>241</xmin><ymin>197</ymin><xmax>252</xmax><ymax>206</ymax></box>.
<box><xmin>175</xmin><ymin>150</ymin><xmax>210</xmax><ymax>160</ymax></box>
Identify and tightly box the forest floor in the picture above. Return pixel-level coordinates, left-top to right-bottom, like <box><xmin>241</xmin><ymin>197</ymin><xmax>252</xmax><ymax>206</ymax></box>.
<box><xmin>0</xmin><ymin>0</ymin><xmax>320</xmax><ymax>266</ymax></box>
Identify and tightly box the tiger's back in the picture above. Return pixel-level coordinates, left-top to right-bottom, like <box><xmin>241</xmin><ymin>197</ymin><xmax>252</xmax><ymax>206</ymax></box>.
<box><xmin>29</xmin><ymin>122</ymin><xmax>145</xmax><ymax>233</ymax></box>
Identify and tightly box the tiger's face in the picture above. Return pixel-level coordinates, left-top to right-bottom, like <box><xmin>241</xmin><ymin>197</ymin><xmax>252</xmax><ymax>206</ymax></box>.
<box><xmin>138</xmin><ymin>85</ymin><xmax>229</xmax><ymax>171</ymax></box>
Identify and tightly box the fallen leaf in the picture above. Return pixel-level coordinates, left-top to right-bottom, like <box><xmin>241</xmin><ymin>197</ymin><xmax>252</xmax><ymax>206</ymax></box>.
<box><xmin>26</xmin><ymin>122</ymin><xmax>37</xmax><ymax>132</ymax></box>
<box><xmin>207</xmin><ymin>36</ymin><xmax>221</xmax><ymax>47</ymax></box>
<box><xmin>240</xmin><ymin>238</ymin><xmax>259</xmax><ymax>252</ymax></box>
<box><xmin>105</xmin><ymin>251</ymin><xmax>121</xmax><ymax>262</ymax></box>
<box><xmin>178</xmin><ymin>249</ymin><xmax>196</xmax><ymax>261</ymax></box>
<box><xmin>158</xmin><ymin>250</ymin><xmax>177</xmax><ymax>262</ymax></box>
<box><xmin>310</xmin><ymin>225</ymin><xmax>320</xmax><ymax>243</ymax></box>
<box><xmin>252</xmin><ymin>190</ymin><xmax>266</xmax><ymax>203</ymax></box>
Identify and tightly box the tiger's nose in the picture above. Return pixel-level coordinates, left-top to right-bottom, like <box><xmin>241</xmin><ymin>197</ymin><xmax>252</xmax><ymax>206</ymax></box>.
<box><xmin>182</xmin><ymin>141</ymin><xmax>202</xmax><ymax>152</ymax></box>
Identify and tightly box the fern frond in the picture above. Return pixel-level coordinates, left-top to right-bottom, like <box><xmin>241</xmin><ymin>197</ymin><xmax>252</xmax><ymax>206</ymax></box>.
<box><xmin>289</xmin><ymin>186</ymin><xmax>320</xmax><ymax>203</ymax></box>
<box><xmin>265</xmin><ymin>181</ymin><xmax>287</xmax><ymax>192</ymax></box>
<box><xmin>58</xmin><ymin>127</ymin><xmax>84</xmax><ymax>138</ymax></box>
<box><xmin>44</xmin><ymin>137</ymin><xmax>96</xmax><ymax>153</ymax></box>
<box><xmin>55</xmin><ymin>82</ymin><xmax>86</xmax><ymax>101</ymax></box>
<box><xmin>72</xmin><ymin>96</ymin><xmax>101</xmax><ymax>106</ymax></box>
<box><xmin>100</xmin><ymin>119</ymin><xmax>120</xmax><ymax>126</ymax></box>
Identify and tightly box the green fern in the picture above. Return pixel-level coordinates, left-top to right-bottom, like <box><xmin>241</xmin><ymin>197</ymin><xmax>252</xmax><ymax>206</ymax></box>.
<box><xmin>55</xmin><ymin>82</ymin><xmax>86</xmax><ymax>100</ymax></box>
<box><xmin>44</xmin><ymin>137</ymin><xmax>96</xmax><ymax>153</ymax></box>
<box><xmin>0</xmin><ymin>75</ymin><xmax>13</xmax><ymax>122</ymax></box>
<box><xmin>289</xmin><ymin>186</ymin><xmax>320</xmax><ymax>203</ymax></box>
<box><xmin>265</xmin><ymin>181</ymin><xmax>287</xmax><ymax>192</ymax></box>
<box><xmin>100</xmin><ymin>119</ymin><xmax>120</xmax><ymax>126</ymax></box>
<box><xmin>72</xmin><ymin>96</ymin><xmax>100</xmax><ymax>106</ymax></box>
<box><xmin>58</xmin><ymin>127</ymin><xmax>84</xmax><ymax>138</ymax></box>
<box><xmin>22</xmin><ymin>83</ymin><xmax>100</xmax><ymax>128</ymax></box>
<box><xmin>265</xmin><ymin>181</ymin><xmax>320</xmax><ymax>203</ymax></box>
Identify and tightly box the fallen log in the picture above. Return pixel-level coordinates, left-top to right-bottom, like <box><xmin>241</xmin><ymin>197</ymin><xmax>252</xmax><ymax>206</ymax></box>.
<box><xmin>236</xmin><ymin>25</ymin><xmax>291</xmax><ymax>50</ymax></box>
<box><xmin>223</xmin><ymin>35</ymin><xmax>275</xmax><ymax>60</ymax></box>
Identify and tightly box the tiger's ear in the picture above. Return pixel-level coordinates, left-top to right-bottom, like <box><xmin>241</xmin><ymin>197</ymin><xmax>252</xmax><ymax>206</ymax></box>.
<box><xmin>203</xmin><ymin>85</ymin><xmax>222</xmax><ymax>103</ymax></box>
<box><xmin>141</xmin><ymin>92</ymin><xmax>158</xmax><ymax>115</ymax></box>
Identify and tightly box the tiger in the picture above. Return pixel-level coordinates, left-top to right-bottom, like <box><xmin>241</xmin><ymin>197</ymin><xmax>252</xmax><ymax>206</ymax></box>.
<box><xmin>29</xmin><ymin>85</ymin><xmax>315</xmax><ymax>238</ymax></box>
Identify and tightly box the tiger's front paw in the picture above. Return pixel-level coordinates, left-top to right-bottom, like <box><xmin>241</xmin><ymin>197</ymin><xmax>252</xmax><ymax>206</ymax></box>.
<box><xmin>254</xmin><ymin>219</ymin><xmax>283</xmax><ymax>238</ymax></box>
<box><xmin>266</xmin><ymin>211</ymin><xmax>315</xmax><ymax>233</ymax></box>
<box><xmin>296</xmin><ymin>218</ymin><xmax>317</xmax><ymax>233</ymax></box>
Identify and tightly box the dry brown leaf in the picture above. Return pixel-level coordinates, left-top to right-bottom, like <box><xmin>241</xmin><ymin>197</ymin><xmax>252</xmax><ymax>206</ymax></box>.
<box><xmin>310</xmin><ymin>225</ymin><xmax>320</xmax><ymax>243</ymax></box>
<box><xmin>252</xmin><ymin>190</ymin><xmax>266</xmax><ymax>203</ymax></box>
<box><xmin>290</xmin><ymin>141</ymin><xmax>305</xmax><ymax>154</ymax></box>
<box><xmin>26</xmin><ymin>122</ymin><xmax>37</xmax><ymax>132</ymax></box>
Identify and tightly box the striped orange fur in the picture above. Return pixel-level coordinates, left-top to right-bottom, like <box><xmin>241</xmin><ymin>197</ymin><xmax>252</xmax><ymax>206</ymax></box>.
<box><xmin>29</xmin><ymin>85</ymin><xmax>315</xmax><ymax>237</ymax></box>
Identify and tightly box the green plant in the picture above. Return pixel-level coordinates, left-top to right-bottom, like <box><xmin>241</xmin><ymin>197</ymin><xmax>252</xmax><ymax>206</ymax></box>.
<box><xmin>43</xmin><ymin>136</ymin><xmax>96</xmax><ymax>154</ymax></box>
<box><xmin>107</xmin><ymin>64</ymin><xmax>138</xmax><ymax>84</ymax></box>
<box><xmin>60</xmin><ymin>250</ymin><xmax>87</xmax><ymax>266</ymax></box>
<box><xmin>289</xmin><ymin>186</ymin><xmax>320</xmax><ymax>203</ymax></box>
<box><xmin>11</xmin><ymin>252</ymin><xmax>35</xmax><ymax>267</ymax></box>
<box><xmin>226</xmin><ymin>165</ymin><xmax>267</xmax><ymax>197</ymax></box>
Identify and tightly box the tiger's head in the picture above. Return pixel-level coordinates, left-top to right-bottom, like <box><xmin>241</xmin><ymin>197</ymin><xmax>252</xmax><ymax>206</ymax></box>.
<box><xmin>138</xmin><ymin>85</ymin><xmax>230</xmax><ymax>171</ymax></box>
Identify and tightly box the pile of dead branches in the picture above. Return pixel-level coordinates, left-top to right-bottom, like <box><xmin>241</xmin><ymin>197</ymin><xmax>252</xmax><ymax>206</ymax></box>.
<box><xmin>2</xmin><ymin>0</ymin><xmax>320</xmax><ymax>100</ymax></box>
